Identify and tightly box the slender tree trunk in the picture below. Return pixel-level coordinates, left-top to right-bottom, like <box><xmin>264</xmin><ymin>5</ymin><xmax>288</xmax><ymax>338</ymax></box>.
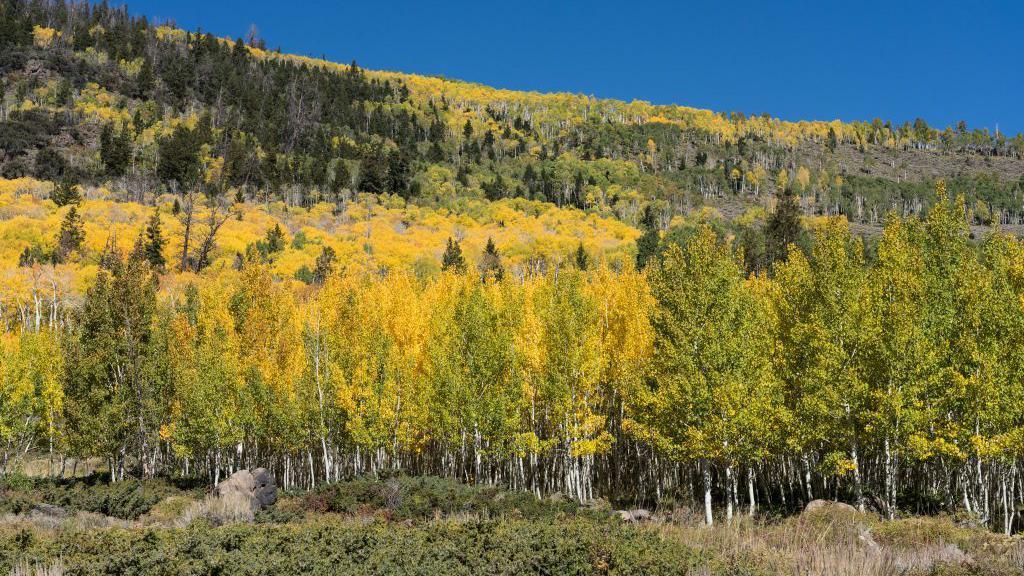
<box><xmin>852</xmin><ymin>440</ymin><xmax>864</xmax><ymax>512</ymax></box>
<box><xmin>748</xmin><ymin>467</ymin><xmax>756</xmax><ymax>516</ymax></box>
<box><xmin>725</xmin><ymin>464</ymin><xmax>734</xmax><ymax>523</ymax></box>
<box><xmin>702</xmin><ymin>459</ymin><xmax>713</xmax><ymax>526</ymax></box>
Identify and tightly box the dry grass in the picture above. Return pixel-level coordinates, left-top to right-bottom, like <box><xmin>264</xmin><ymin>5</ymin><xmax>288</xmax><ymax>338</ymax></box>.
<box><xmin>0</xmin><ymin>511</ymin><xmax>131</xmax><ymax>531</ymax></box>
<box><xmin>660</xmin><ymin>508</ymin><xmax>1024</xmax><ymax>576</ymax></box>
<box><xmin>6</xmin><ymin>456</ymin><xmax>105</xmax><ymax>479</ymax></box>
<box><xmin>138</xmin><ymin>495</ymin><xmax>199</xmax><ymax>526</ymax></box>
<box><xmin>175</xmin><ymin>492</ymin><xmax>256</xmax><ymax>527</ymax></box>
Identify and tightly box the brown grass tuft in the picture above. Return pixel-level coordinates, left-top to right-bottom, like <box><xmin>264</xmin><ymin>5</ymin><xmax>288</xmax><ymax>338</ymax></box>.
<box><xmin>659</xmin><ymin>510</ymin><xmax>1024</xmax><ymax>576</ymax></box>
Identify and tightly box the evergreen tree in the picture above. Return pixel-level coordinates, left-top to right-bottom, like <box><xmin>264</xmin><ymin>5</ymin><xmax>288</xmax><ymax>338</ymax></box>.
<box><xmin>312</xmin><ymin>245</ymin><xmax>336</xmax><ymax>285</ymax></box>
<box><xmin>143</xmin><ymin>208</ymin><xmax>167</xmax><ymax>270</ymax></box>
<box><xmin>428</xmin><ymin>141</ymin><xmax>446</xmax><ymax>162</ymax></box>
<box><xmin>441</xmin><ymin>237</ymin><xmax>467</xmax><ymax>273</ymax></box>
<box><xmin>264</xmin><ymin>224</ymin><xmax>286</xmax><ymax>255</ymax></box>
<box><xmin>157</xmin><ymin>125</ymin><xmax>199</xmax><ymax>187</ymax></box>
<box><xmin>483</xmin><ymin>173</ymin><xmax>508</xmax><ymax>201</ymax></box>
<box><xmin>387</xmin><ymin>149</ymin><xmax>412</xmax><ymax>198</ymax></box>
<box><xmin>358</xmin><ymin>146</ymin><xmax>389</xmax><ymax>194</ymax></box>
<box><xmin>572</xmin><ymin>171</ymin><xmax>586</xmax><ymax>208</ymax></box>
<box><xmin>479</xmin><ymin>237</ymin><xmax>504</xmax><ymax>282</ymax></box>
<box><xmin>51</xmin><ymin>179</ymin><xmax>81</xmax><ymax>207</ymax></box>
<box><xmin>135</xmin><ymin>57</ymin><xmax>154</xmax><ymax>98</ymax></box>
<box><xmin>635</xmin><ymin>206</ymin><xmax>661</xmax><ymax>270</ymax></box>
<box><xmin>56</xmin><ymin>206</ymin><xmax>86</xmax><ymax>260</ymax></box>
<box><xmin>34</xmin><ymin>147</ymin><xmax>66</xmax><ymax>181</ymax></box>
<box><xmin>99</xmin><ymin>123</ymin><xmax>115</xmax><ymax>171</ymax></box>
<box><xmin>64</xmin><ymin>242</ymin><xmax>159</xmax><ymax>478</ymax></box>
<box><xmin>574</xmin><ymin>242</ymin><xmax>589</xmax><ymax>271</ymax></box>
<box><xmin>331</xmin><ymin>160</ymin><xmax>351</xmax><ymax>198</ymax></box>
<box><xmin>100</xmin><ymin>123</ymin><xmax>132</xmax><ymax>177</ymax></box>
<box><xmin>765</xmin><ymin>191</ymin><xmax>804</xmax><ymax>268</ymax></box>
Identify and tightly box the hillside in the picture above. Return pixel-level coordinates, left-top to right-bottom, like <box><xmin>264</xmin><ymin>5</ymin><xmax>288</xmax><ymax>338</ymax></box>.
<box><xmin>2</xmin><ymin>0</ymin><xmax>1024</xmax><ymax>246</ymax></box>
<box><xmin>5</xmin><ymin>0</ymin><xmax>1024</xmax><ymax>563</ymax></box>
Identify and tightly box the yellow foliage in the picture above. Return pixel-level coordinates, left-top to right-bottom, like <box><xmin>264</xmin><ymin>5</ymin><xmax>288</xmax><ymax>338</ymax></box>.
<box><xmin>32</xmin><ymin>26</ymin><xmax>60</xmax><ymax>48</ymax></box>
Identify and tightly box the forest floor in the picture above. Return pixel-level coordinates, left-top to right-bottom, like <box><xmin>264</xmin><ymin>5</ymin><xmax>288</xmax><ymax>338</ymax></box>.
<box><xmin>2</xmin><ymin>473</ymin><xmax>1023</xmax><ymax>575</ymax></box>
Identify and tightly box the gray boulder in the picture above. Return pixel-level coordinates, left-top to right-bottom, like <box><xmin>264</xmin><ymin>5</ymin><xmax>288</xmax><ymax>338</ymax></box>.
<box><xmin>251</xmin><ymin>467</ymin><xmax>277</xmax><ymax>508</ymax></box>
<box><xmin>212</xmin><ymin>468</ymin><xmax>277</xmax><ymax>511</ymax></box>
<box><xmin>615</xmin><ymin>508</ymin><xmax>652</xmax><ymax>522</ymax></box>
<box><xmin>804</xmin><ymin>499</ymin><xmax>858</xmax><ymax>514</ymax></box>
<box><xmin>29</xmin><ymin>503</ymin><xmax>68</xmax><ymax>520</ymax></box>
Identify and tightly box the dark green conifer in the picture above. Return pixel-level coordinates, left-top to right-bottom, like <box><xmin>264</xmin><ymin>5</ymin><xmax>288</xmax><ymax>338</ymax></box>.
<box><xmin>441</xmin><ymin>237</ymin><xmax>467</xmax><ymax>273</ymax></box>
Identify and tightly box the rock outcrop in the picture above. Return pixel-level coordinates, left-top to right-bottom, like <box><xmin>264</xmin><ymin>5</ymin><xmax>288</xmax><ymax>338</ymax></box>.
<box><xmin>212</xmin><ymin>468</ymin><xmax>277</xmax><ymax>512</ymax></box>
<box><xmin>804</xmin><ymin>499</ymin><xmax>858</xmax><ymax>514</ymax></box>
<box><xmin>615</xmin><ymin>508</ymin><xmax>652</xmax><ymax>522</ymax></box>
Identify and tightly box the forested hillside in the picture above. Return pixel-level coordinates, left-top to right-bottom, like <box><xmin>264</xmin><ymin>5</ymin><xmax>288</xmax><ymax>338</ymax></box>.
<box><xmin>3</xmin><ymin>0</ymin><xmax>1024</xmax><ymax>236</ymax></box>
<box><xmin>3</xmin><ymin>0</ymin><xmax>1024</xmax><ymax>541</ymax></box>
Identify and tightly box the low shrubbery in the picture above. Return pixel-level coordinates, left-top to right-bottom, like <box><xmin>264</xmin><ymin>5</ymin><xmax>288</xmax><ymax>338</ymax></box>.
<box><xmin>0</xmin><ymin>474</ymin><xmax>203</xmax><ymax>520</ymax></box>
<box><xmin>3</xmin><ymin>474</ymin><xmax>1024</xmax><ymax>575</ymax></box>
<box><xmin>0</xmin><ymin>518</ymin><xmax>709</xmax><ymax>576</ymax></box>
<box><xmin>1</xmin><ymin>473</ymin><xmax>590</xmax><ymax>526</ymax></box>
<box><xmin>296</xmin><ymin>475</ymin><xmax>587</xmax><ymax>521</ymax></box>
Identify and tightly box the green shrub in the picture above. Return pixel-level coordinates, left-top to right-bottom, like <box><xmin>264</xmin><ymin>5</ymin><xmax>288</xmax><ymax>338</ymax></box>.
<box><xmin>301</xmin><ymin>475</ymin><xmax>587</xmax><ymax>521</ymax></box>
<box><xmin>0</xmin><ymin>474</ymin><xmax>202</xmax><ymax>520</ymax></box>
<box><xmin>0</xmin><ymin>518</ymin><xmax>709</xmax><ymax>575</ymax></box>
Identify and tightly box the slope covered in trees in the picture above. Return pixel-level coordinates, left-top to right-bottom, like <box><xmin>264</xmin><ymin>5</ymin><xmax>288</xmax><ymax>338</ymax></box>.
<box><xmin>2</xmin><ymin>0</ymin><xmax>1024</xmax><ymax>235</ymax></box>
<box><xmin>4</xmin><ymin>176</ymin><xmax>1024</xmax><ymax>534</ymax></box>
<box><xmin>3</xmin><ymin>0</ymin><xmax>1024</xmax><ymax>541</ymax></box>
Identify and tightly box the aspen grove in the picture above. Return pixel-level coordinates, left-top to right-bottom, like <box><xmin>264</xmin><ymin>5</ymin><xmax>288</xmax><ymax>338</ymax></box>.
<box><xmin>4</xmin><ymin>0</ymin><xmax>1024</xmax><ymax>543</ymax></box>
<box><xmin>2</xmin><ymin>181</ymin><xmax>1023</xmax><ymax>534</ymax></box>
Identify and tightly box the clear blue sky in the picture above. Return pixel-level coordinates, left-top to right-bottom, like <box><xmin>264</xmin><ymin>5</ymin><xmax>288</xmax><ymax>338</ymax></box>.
<box><xmin>118</xmin><ymin>0</ymin><xmax>1023</xmax><ymax>134</ymax></box>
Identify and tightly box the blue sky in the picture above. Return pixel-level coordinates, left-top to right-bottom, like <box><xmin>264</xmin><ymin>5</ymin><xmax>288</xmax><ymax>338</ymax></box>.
<box><xmin>119</xmin><ymin>0</ymin><xmax>1022</xmax><ymax>134</ymax></box>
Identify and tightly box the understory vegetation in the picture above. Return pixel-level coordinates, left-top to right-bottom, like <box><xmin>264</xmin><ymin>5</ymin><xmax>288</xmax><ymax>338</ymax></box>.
<box><xmin>6</xmin><ymin>182</ymin><xmax>1024</xmax><ymax>537</ymax></box>
<box><xmin>2</xmin><ymin>475</ymin><xmax>1024</xmax><ymax>576</ymax></box>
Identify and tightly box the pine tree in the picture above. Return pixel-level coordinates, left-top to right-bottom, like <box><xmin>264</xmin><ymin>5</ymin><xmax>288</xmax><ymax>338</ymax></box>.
<box><xmin>312</xmin><ymin>245</ymin><xmax>336</xmax><ymax>285</ymax></box>
<box><xmin>99</xmin><ymin>123</ymin><xmax>131</xmax><ymax>177</ymax></box>
<box><xmin>331</xmin><ymin>161</ymin><xmax>351</xmax><ymax>198</ymax></box>
<box><xmin>441</xmin><ymin>237</ymin><xmax>467</xmax><ymax>273</ymax></box>
<box><xmin>143</xmin><ymin>208</ymin><xmax>167</xmax><ymax>270</ymax></box>
<box><xmin>635</xmin><ymin>206</ymin><xmax>660</xmax><ymax>270</ymax></box>
<box><xmin>428</xmin><ymin>141</ymin><xmax>446</xmax><ymax>162</ymax></box>
<box><xmin>135</xmin><ymin>57</ymin><xmax>154</xmax><ymax>98</ymax></box>
<box><xmin>157</xmin><ymin>125</ymin><xmax>199</xmax><ymax>187</ymax></box>
<box><xmin>34</xmin><ymin>147</ymin><xmax>66</xmax><ymax>181</ymax></box>
<box><xmin>572</xmin><ymin>171</ymin><xmax>586</xmax><ymax>208</ymax></box>
<box><xmin>483</xmin><ymin>173</ymin><xmax>508</xmax><ymax>201</ymax></box>
<box><xmin>56</xmin><ymin>206</ymin><xmax>86</xmax><ymax>260</ymax></box>
<box><xmin>387</xmin><ymin>150</ymin><xmax>412</xmax><ymax>198</ymax></box>
<box><xmin>574</xmin><ymin>242</ymin><xmax>589</xmax><ymax>271</ymax></box>
<box><xmin>358</xmin><ymin>146</ymin><xmax>389</xmax><ymax>194</ymax></box>
<box><xmin>765</xmin><ymin>191</ymin><xmax>804</xmax><ymax>268</ymax></box>
<box><xmin>479</xmin><ymin>237</ymin><xmax>504</xmax><ymax>282</ymax></box>
<box><xmin>100</xmin><ymin>123</ymin><xmax>115</xmax><ymax>172</ymax></box>
<box><xmin>51</xmin><ymin>179</ymin><xmax>81</xmax><ymax>207</ymax></box>
<box><xmin>265</xmin><ymin>224</ymin><xmax>286</xmax><ymax>255</ymax></box>
<box><xmin>64</xmin><ymin>240</ymin><xmax>159</xmax><ymax>478</ymax></box>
